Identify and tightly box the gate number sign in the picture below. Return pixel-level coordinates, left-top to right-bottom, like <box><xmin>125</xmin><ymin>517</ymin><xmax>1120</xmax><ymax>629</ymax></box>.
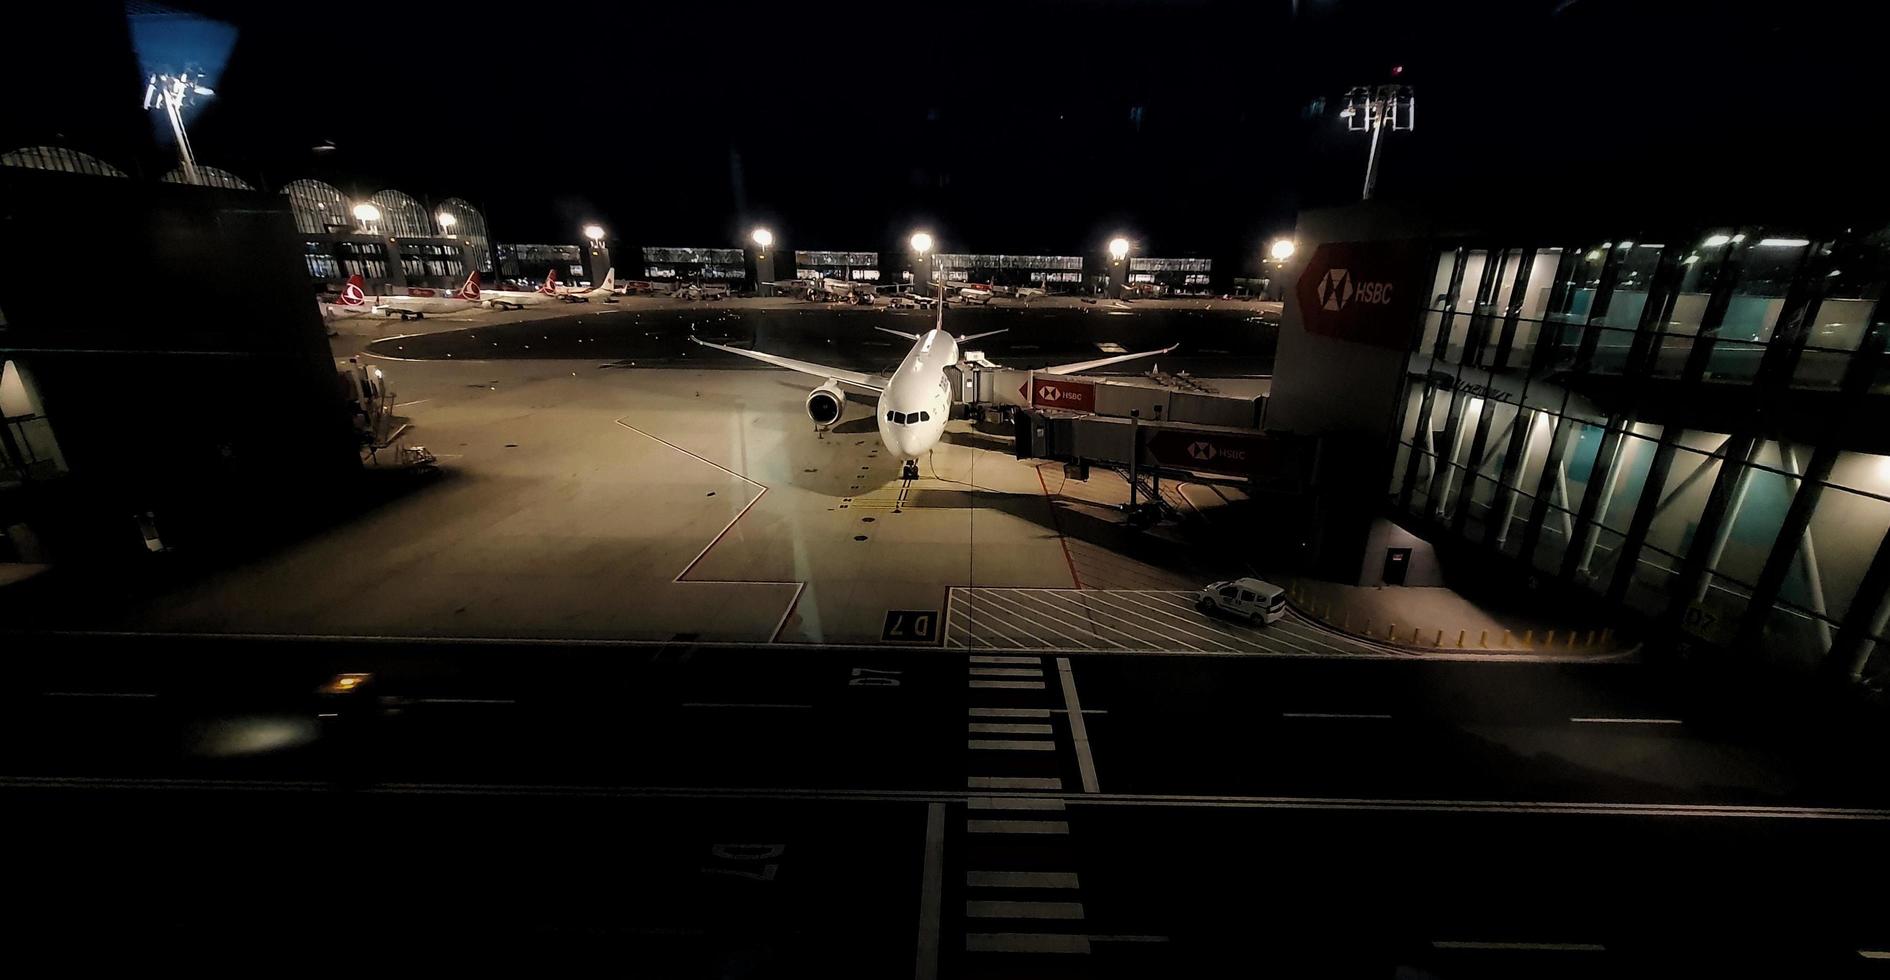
<box><xmin>882</xmin><ymin>609</ymin><xmax>939</xmax><ymax>643</ymax></box>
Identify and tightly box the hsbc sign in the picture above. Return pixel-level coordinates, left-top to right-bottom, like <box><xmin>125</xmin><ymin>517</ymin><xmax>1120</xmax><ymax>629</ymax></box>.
<box><xmin>1147</xmin><ymin>429</ymin><xmax>1272</xmax><ymax>476</ymax></box>
<box><xmin>1029</xmin><ymin>377</ymin><xmax>1095</xmax><ymax>412</ymax></box>
<box><xmin>1296</xmin><ymin>242</ymin><xmax>1425</xmax><ymax>350</ymax></box>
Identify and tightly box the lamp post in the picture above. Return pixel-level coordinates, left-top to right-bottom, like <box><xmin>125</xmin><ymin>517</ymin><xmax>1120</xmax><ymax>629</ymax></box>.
<box><xmin>1265</xmin><ymin>238</ymin><xmax>1297</xmax><ymax>300</ymax></box>
<box><xmin>909</xmin><ymin>231</ymin><xmax>935</xmax><ymax>294</ymax></box>
<box><xmin>1341</xmin><ymin>72</ymin><xmax>1415</xmax><ymax>201</ymax></box>
<box><xmin>750</xmin><ymin>228</ymin><xmax>775</xmax><ymax>295</ymax></box>
<box><xmin>583</xmin><ymin>224</ymin><xmax>609</xmax><ymax>286</ymax></box>
<box><xmin>142</xmin><ymin>70</ymin><xmax>212</xmax><ymax>186</ymax></box>
<box><xmin>1106</xmin><ymin>236</ymin><xmax>1131</xmax><ymax>298</ymax></box>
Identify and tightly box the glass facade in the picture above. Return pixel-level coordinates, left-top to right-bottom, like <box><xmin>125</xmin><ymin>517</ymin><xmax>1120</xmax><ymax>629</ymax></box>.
<box><xmin>1385</xmin><ymin>233</ymin><xmax>1890</xmax><ymax>681</ymax></box>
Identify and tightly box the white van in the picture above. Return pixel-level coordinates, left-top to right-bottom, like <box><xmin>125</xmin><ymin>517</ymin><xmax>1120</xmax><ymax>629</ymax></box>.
<box><xmin>1196</xmin><ymin>577</ymin><xmax>1287</xmax><ymax>626</ymax></box>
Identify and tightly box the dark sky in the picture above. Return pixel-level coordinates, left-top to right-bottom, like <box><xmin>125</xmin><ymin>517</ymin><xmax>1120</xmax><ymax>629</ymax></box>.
<box><xmin>9</xmin><ymin>0</ymin><xmax>1886</xmax><ymax>259</ymax></box>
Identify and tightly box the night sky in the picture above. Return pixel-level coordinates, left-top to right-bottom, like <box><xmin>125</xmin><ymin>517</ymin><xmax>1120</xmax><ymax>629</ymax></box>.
<box><xmin>8</xmin><ymin>0</ymin><xmax>1884</xmax><ymax>258</ymax></box>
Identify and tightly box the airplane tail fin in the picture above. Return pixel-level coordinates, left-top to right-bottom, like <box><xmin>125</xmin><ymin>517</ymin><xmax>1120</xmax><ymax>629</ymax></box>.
<box><xmin>600</xmin><ymin>267</ymin><xmax>615</xmax><ymax>292</ymax></box>
<box><xmin>538</xmin><ymin>269</ymin><xmax>558</xmax><ymax>295</ymax></box>
<box><xmin>457</xmin><ymin>271</ymin><xmax>481</xmax><ymax>301</ymax></box>
<box><xmin>340</xmin><ymin>274</ymin><xmax>367</xmax><ymax>306</ymax></box>
<box><xmin>876</xmin><ymin>327</ymin><xmax>922</xmax><ymax>341</ymax></box>
<box><xmin>958</xmin><ymin>328</ymin><xmax>1007</xmax><ymax>343</ymax></box>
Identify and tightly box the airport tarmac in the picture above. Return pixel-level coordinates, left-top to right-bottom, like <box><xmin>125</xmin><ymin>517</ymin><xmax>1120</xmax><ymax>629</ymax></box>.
<box><xmin>51</xmin><ymin>353</ymin><xmax>1266</xmax><ymax>646</ymax></box>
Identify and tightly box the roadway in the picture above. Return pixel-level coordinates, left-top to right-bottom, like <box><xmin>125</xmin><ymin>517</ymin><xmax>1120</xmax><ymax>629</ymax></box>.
<box><xmin>5</xmin><ymin>633</ymin><xmax>1888</xmax><ymax>973</ymax></box>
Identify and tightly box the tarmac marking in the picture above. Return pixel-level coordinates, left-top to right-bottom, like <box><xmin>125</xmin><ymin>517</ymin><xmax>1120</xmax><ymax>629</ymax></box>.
<box><xmin>1057</xmin><ymin>657</ymin><xmax>1101</xmax><ymax>793</ymax></box>
<box><xmin>1134</xmin><ymin>591</ymin><xmax>1354</xmax><ymax>656</ymax></box>
<box><xmin>966</xmin><ymin>933</ymin><xmax>1091</xmax><ymax>954</ymax></box>
<box><xmin>1036</xmin><ymin>464</ymin><xmax>1084</xmax><ymax>589</ymax></box>
<box><xmin>970</xmin><ymin>591</ymin><xmax>1114</xmax><ymax>650</ymax></box>
<box><xmin>956</xmin><ymin>598</ymin><xmax>1038</xmax><ymax>648</ymax></box>
<box><xmin>1075</xmin><ymin>592</ymin><xmax>1235</xmax><ymax>653</ymax></box>
<box><xmin>966</xmin><ymin>871</ymin><xmax>1081</xmax><ymax>889</ymax></box>
<box><xmin>393</xmin><ymin>399</ymin><xmax>430</xmax><ymax>408</ymax></box>
<box><xmin>966</xmin><ymin>900</ymin><xmax>1086</xmax><ymax>920</ymax></box>
<box><xmin>969</xmin><ymin>655</ymin><xmax>1042</xmax><ymax>665</ymax></box>
<box><xmin>967</xmin><ymin>739</ymin><xmax>1057</xmax><ymax>752</ymax></box>
<box><xmin>1432</xmin><ymin>941</ymin><xmax>1606</xmax><ymax>952</ymax></box>
<box><xmin>1570</xmin><ymin>717</ymin><xmax>1683</xmax><ymax>725</ymax></box>
<box><xmin>969</xmin><ymin>680</ymin><xmax>1047</xmax><ymax>690</ymax></box>
<box><xmin>967</xmin><ymin>797</ymin><xmax>1066</xmax><ymax>810</ymax></box>
<box><xmin>968</xmin><ymin>667</ymin><xmax>1043</xmax><ymax>678</ymax></box>
<box><xmin>968</xmin><ymin>723</ymin><xmax>1055</xmax><ymax>735</ymax></box>
<box><xmin>966</xmin><ymin>820</ymin><xmax>1070</xmax><ymax>835</ymax></box>
<box><xmin>681</xmin><ymin>702</ymin><xmax>814</xmax><ymax>709</ymax></box>
<box><xmin>969</xmin><ymin>707</ymin><xmax>1052</xmax><ymax>718</ymax></box>
<box><xmin>1860</xmin><ymin>950</ymin><xmax>1890</xmax><ymax>960</ymax></box>
<box><xmin>989</xmin><ymin>590</ymin><xmax>1135</xmax><ymax>650</ymax></box>
<box><xmin>1027</xmin><ymin>590</ymin><xmax>1181</xmax><ymax>650</ymax></box>
<box><xmin>967</xmin><ymin>776</ymin><xmax>1064</xmax><ymax>790</ymax></box>
<box><xmin>915</xmin><ymin>802</ymin><xmax>945</xmax><ymax>980</ymax></box>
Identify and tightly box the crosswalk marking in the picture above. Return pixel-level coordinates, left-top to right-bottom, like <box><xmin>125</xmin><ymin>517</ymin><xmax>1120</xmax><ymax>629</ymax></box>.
<box><xmin>968</xmin><ymin>722</ymin><xmax>1055</xmax><ymax>735</ymax></box>
<box><xmin>966</xmin><ymin>900</ymin><xmax>1086</xmax><ymax>920</ymax></box>
<box><xmin>966</xmin><ymin>871</ymin><xmax>1081</xmax><ymax>889</ymax></box>
<box><xmin>966</xmin><ymin>933</ymin><xmax>1092</xmax><ymax>954</ymax></box>
<box><xmin>967</xmin><ymin>739</ymin><xmax>1056</xmax><ymax>751</ymax></box>
<box><xmin>969</xmin><ymin>667</ymin><xmax>1043</xmax><ymax>677</ymax></box>
<box><xmin>969</xmin><ymin>679</ymin><xmax>1046</xmax><ymax>689</ymax></box>
<box><xmin>967</xmin><ymin>776</ymin><xmax>1063</xmax><ymax>790</ymax></box>
<box><xmin>968</xmin><ymin>707</ymin><xmax>1052</xmax><ymax>718</ymax></box>
<box><xmin>967</xmin><ymin>819</ymin><xmax>1070</xmax><ymax>835</ymax></box>
<box><xmin>968</xmin><ymin>797</ymin><xmax>1066</xmax><ymax>810</ymax></box>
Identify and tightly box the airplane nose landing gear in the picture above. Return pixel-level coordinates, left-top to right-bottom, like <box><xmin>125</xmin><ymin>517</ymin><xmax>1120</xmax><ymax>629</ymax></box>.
<box><xmin>902</xmin><ymin>459</ymin><xmax>919</xmax><ymax>481</ymax></box>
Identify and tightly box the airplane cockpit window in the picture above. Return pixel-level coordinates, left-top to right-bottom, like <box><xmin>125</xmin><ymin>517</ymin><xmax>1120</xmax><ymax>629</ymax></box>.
<box><xmin>918</xmin><ymin>412</ymin><xmax>930</xmax><ymax>422</ymax></box>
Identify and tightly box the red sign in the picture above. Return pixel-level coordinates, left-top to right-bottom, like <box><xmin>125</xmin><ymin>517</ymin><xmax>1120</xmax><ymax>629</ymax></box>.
<box><xmin>1030</xmin><ymin>377</ymin><xmax>1096</xmax><ymax>412</ymax></box>
<box><xmin>1144</xmin><ymin>429</ymin><xmax>1276</xmax><ymax>476</ymax></box>
<box><xmin>1295</xmin><ymin>241</ymin><xmax>1426</xmax><ymax>350</ymax></box>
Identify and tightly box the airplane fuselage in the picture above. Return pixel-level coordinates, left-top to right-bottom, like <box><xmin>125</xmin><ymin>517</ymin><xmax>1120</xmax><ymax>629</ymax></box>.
<box><xmin>875</xmin><ymin>327</ymin><xmax>957</xmax><ymax>460</ymax></box>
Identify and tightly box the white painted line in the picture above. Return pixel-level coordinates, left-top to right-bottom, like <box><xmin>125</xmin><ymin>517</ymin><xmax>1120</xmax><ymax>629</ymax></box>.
<box><xmin>966</xmin><ymin>819</ymin><xmax>1070</xmax><ymax>835</ymax></box>
<box><xmin>973</xmin><ymin>590</ymin><xmax>1105</xmax><ymax>649</ymax></box>
<box><xmin>415</xmin><ymin>698</ymin><xmax>517</xmax><ymax>705</ymax></box>
<box><xmin>1860</xmin><ymin>950</ymin><xmax>1890</xmax><ymax>960</ymax></box>
<box><xmin>1570</xmin><ymin>717</ymin><xmax>1682</xmax><ymax>725</ymax></box>
<box><xmin>1057</xmin><ymin>657</ymin><xmax>1100</xmax><ymax>794</ymax></box>
<box><xmin>968</xmin><ymin>723</ymin><xmax>1054</xmax><ymax>735</ymax></box>
<box><xmin>969</xmin><ymin>680</ymin><xmax>1046</xmax><ymax>690</ymax></box>
<box><xmin>1089</xmin><ymin>934</ymin><xmax>1172</xmax><ymax>943</ymax></box>
<box><xmin>393</xmin><ymin>399</ymin><xmax>430</xmax><ymax>408</ymax></box>
<box><xmin>1079</xmin><ymin>592</ymin><xmax>1236</xmax><ymax>653</ymax></box>
<box><xmin>1282</xmin><ymin>712</ymin><xmax>1393</xmax><ymax>720</ymax></box>
<box><xmin>42</xmin><ymin>691</ymin><xmax>157</xmax><ymax>699</ymax></box>
<box><xmin>969</xmin><ymin>667</ymin><xmax>1044</xmax><ymax>678</ymax></box>
<box><xmin>967</xmin><ymin>776</ymin><xmax>1063</xmax><ymax>790</ymax></box>
<box><xmin>968</xmin><ymin>797</ymin><xmax>1066</xmax><ymax>811</ymax></box>
<box><xmin>1016</xmin><ymin>590</ymin><xmax>1169</xmax><ymax>651</ymax></box>
<box><xmin>681</xmin><ymin>702</ymin><xmax>813</xmax><ymax>709</ymax></box>
<box><xmin>915</xmin><ymin>803</ymin><xmax>945</xmax><ymax>980</ymax></box>
<box><xmin>966</xmin><ymin>933</ymin><xmax>1091</xmax><ymax>954</ymax></box>
<box><xmin>966</xmin><ymin>871</ymin><xmax>1081</xmax><ymax>889</ymax></box>
<box><xmin>966</xmin><ymin>900</ymin><xmax>1086</xmax><ymax>920</ymax></box>
<box><xmin>968</xmin><ymin>739</ymin><xmax>1056</xmax><ymax>752</ymax></box>
<box><xmin>1432</xmin><ymin>941</ymin><xmax>1605</xmax><ymax>952</ymax></box>
<box><xmin>968</xmin><ymin>707</ymin><xmax>1052</xmax><ymax>718</ymax></box>
<box><xmin>969</xmin><ymin>655</ymin><xmax>1041</xmax><ymax>664</ymax></box>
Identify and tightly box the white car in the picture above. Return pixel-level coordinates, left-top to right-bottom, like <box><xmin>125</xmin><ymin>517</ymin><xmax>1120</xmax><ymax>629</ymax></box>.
<box><xmin>1196</xmin><ymin>577</ymin><xmax>1287</xmax><ymax>626</ymax></box>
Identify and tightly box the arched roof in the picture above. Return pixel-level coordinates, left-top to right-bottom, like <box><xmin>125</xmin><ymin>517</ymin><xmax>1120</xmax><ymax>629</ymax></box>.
<box><xmin>281</xmin><ymin>178</ymin><xmax>350</xmax><ymax>235</ymax></box>
<box><xmin>1</xmin><ymin>146</ymin><xmax>127</xmax><ymax>178</ymax></box>
<box><xmin>368</xmin><ymin>189</ymin><xmax>432</xmax><ymax>238</ymax></box>
<box><xmin>161</xmin><ymin>165</ymin><xmax>254</xmax><ymax>190</ymax></box>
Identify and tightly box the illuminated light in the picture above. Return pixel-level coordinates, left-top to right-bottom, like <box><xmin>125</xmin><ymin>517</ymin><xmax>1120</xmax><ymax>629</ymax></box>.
<box><xmin>751</xmin><ymin>228</ymin><xmax>773</xmax><ymax>249</ymax></box>
<box><xmin>373</xmin><ymin>368</ymin><xmax>384</xmax><ymax>379</ymax></box>
<box><xmin>909</xmin><ymin>232</ymin><xmax>933</xmax><ymax>255</ymax></box>
<box><xmin>583</xmin><ymin>224</ymin><xmax>605</xmax><ymax>242</ymax></box>
<box><xmin>1758</xmin><ymin>238</ymin><xmax>1811</xmax><ymax>248</ymax></box>
<box><xmin>1585</xmin><ymin>250</ymin><xmax>1601</xmax><ymax>261</ymax></box>
<box><xmin>1702</xmin><ymin>234</ymin><xmax>1732</xmax><ymax>248</ymax></box>
<box><xmin>1268</xmin><ymin>238</ymin><xmax>1297</xmax><ymax>262</ymax></box>
<box><xmin>352</xmin><ymin>203</ymin><xmax>381</xmax><ymax>223</ymax></box>
<box><xmin>436</xmin><ymin>212</ymin><xmax>457</xmax><ymax>230</ymax></box>
<box><xmin>1731</xmin><ymin>233</ymin><xmax>1746</xmax><ymax>244</ymax></box>
<box><xmin>1108</xmin><ymin>237</ymin><xmax>1130</xmax><ymax>261</ymax></box>
<box><xmin>1617</xmin><ymin>241</ymin><xmax>1634</xmax><ymax>249</ymax></box>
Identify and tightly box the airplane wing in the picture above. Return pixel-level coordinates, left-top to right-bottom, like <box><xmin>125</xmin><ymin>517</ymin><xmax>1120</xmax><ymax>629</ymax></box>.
<box><xmin>690</xmin><ymin>336</ymin><xmax>885</xmax><ymax>392</ymax></box>
<box><xmin>1036</xmin><ymin>343</ymin><xmax>1181</xmax><ymax>376</ymax></box>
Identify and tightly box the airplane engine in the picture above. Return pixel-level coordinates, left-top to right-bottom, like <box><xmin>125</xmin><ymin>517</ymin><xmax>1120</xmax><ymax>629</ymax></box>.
<box><xmin>805</xmin><ymin>382</ymin><xmax>846</xmax><ymax>427</ymax></box>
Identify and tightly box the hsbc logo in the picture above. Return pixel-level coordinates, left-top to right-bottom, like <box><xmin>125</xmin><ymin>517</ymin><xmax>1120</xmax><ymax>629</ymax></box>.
<box><xmin>1186</xmin><ymin>440</ymin><xmax>1249</xmax><ymax>463</ymax></box>
<box><xmin>1319</xmin><ymin>268</ymin><xmax>1394</xmax><ymax>311</ymax></box>
<box><xmin>1037</xmin><ymin>385</ymin><xmax>1065</xmax><ymax>401</ymax></box>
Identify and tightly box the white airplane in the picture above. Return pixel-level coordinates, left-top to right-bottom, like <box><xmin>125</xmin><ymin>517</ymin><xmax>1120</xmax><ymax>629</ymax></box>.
<box><xmin>326</xmin><ymin>272</ymin><xmax>485</xmax><ymax>320</ymax></box>
<box><xmin>550</xmin><ymin>267</ymin><xmax>617</xmax><ymax>303</ymax></box>
<box><xmin>690</xmin><ymin>292</ymin><xmax>1178</xmax><ymax>479</ymax></box>
<box><xmin>675</xmin><ymin>281</ymin><xmax>733</xmax><ymax>301</ymax></box>
<box><xmin>774</xmin><ymin>277</ymin><xmax>884</xmax><ymax>304</ymax></box>
<box><xmin>479</xmin><ymin>270</ymin><xmax>562</xmax><ymax>310</ymax></box>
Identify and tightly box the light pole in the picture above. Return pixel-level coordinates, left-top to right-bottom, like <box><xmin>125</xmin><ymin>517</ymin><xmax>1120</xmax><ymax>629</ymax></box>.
<box><xmin>1106</xmin><ymin>236</ymin><xmax>1131</xmax><ymax>298</ymax></box>
<box><xmin>583</xmin><ymin>224</ymin><xmax>608</xmax><ymax>286</ymax></box>
<box><xmin>142</xmin><ymin>70</ymin><xmax>213</xmax><ymax>186</ymax></box>
<box><xmin>750</xmin><ymin>228</ymin><xmax>775</xmax><ymax>295</ymax></box>
<box><xmin>1265</xmin><ymin>238</ymin><xmax>1297</xmax><ymax>300</ymax></box>
<box><xmin>909</xmin><ymin>231</ymin><xmax>935</xmax><ymax>294</ymax></box>
<box><xmin>1341</xmin><ymin>72</ymin><xmax>1415</xmax><ymax>201</ymax></box>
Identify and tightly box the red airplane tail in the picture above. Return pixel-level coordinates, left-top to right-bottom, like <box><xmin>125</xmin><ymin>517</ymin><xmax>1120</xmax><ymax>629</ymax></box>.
<box><xmin>339</xmin><ymin>274</ymin><xmax>367</xmax><ymax>307</ymax></box>
<box><xmin>457</xmin><ymin>271</ymin><xmax>481</xmax><ymax>300</ymax></box>
<box><xmin>538</xmin><ymin>269</ymin><xmax>559</xmax><ymax>295</ymax></box>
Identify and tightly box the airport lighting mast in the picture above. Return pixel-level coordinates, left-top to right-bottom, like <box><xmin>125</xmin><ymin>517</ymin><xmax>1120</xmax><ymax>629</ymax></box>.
<box><xmin>1340</xmin><ymin>68</ymin><xmax>1415</xmax><ymax>201</ymax></box>
<box><xmin>142</xmin><ymin>69</ymin><xmax>214</xmax><ymax>186</ymax></box>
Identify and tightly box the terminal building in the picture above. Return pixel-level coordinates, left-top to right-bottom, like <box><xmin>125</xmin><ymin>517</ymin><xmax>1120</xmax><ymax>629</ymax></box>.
<box><xmin>795</xmin><ymin>250</ymin><xmax>879</xmax><ymax>282</ymax></box>
<box><xmin>1270</xmin><ymin>201</ymin><xmax>1890</xmax><ymax>682</ymax></box>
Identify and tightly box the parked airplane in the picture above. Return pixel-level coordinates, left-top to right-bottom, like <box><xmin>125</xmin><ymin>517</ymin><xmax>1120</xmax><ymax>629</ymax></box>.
<box><xmin>690</xmin><ymin>291</ymin><xmax>1177</xmax><ymax>479</ymax></box>
<box><xmin>551</xmin><ymin>267</ymin><xmax>617</xmax><ymax>303</ymax></box>
<box><xmin>479</xmin><ymin>270</ymin><xmax>562</xmax><ymax>310</ymax></box>
<box><xmin>675</xmin><ymin>282</ymin><xmax>733</xmax><ymax>301</ymax></box>
<box><xmin>775</xmin><ymin>277</ymin><xmax>885</xmax><ymax>304</ymax></box>
<box><xmin>326</xmin><ymin>272</ymin><xmax>484</xmax><ymax>320</ymax></box>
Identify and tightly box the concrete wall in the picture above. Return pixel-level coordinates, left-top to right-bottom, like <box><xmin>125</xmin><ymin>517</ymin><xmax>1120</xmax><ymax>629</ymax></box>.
<box><xmin>1356</xmin><ymin>517</ymin><xmax>1443</xmax><ymax>587</ymax></box>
